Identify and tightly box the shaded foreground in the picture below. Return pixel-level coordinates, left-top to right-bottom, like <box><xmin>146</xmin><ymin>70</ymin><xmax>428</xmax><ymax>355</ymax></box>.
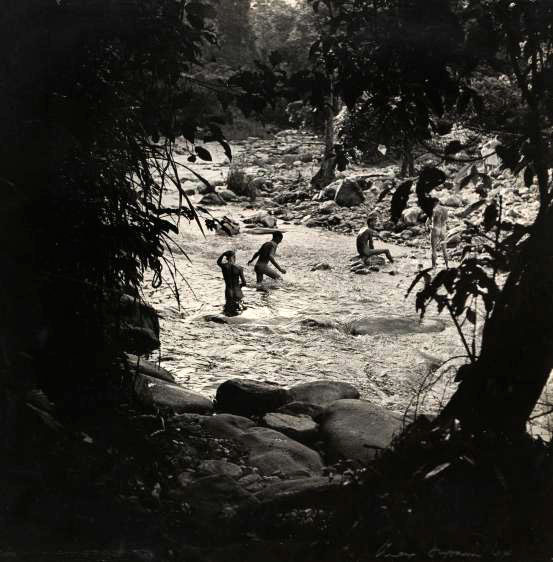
<box><xmin>3</xmin><ymin>365</ymin><xmax>553</xmax><ymax>562</ymax></box>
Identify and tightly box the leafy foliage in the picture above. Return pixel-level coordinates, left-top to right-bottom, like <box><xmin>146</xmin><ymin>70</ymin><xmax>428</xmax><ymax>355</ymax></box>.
<box><xmin>1</xmin><ymin>0</ymin><xmax>225</xmax><ymax>406</ymax></box>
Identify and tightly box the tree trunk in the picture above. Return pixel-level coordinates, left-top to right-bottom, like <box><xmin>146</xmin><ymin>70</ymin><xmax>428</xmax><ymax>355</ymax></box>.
<box><xmin>400</xmin><ymin>141</ymin><xmax>414</xmax><ymax>177</ymax></box>
<box><xmin>440</xmin><ymin>205</ymin><xmax>553</xmax><ymax>434</ymax></box>
<box><xmin>311</xmin><ymin>80</ymin><xmax>338</xmax><ymax>189</ymax></box>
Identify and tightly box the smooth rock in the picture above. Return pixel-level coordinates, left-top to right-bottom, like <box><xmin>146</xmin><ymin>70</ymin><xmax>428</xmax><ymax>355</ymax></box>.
<box><xmin>118</xmin><ymin>294</ymin><xmax>160</xmax><ymax>355</ymax></box>
<box><xmin>218</xmin><ymin>189</ymin><xmax>239</xmax><ymax>202</ymax></box>
<box><xmin>203</xmin><ymin>414</ymin><xmax>256</xmax><ymax>440</ymax></box>
<box><xmin>277</xmin><ymin>401</ymin><xmax>325</xmax><ymax>420</ymax></box>
<box><xmin>401</xmin><ymin>207</ymin><xmax>421</xmax><ymax>226</ymax></box>
<box><xmin>199</xmin><ymin>192</ymin><xmax>226</xmax><ymax>205</ymax></box>
<box><xmin>263</xmin><ymin>412</ymin><xmax>318</xmax><ymax>443</ymax></box>
<box><xmin>124</xmin><ymin>353</ymin><xmax>175</xmax><ymax>383</ymax></box>
<box><xmin>334</xmin><ymin>178</ymin><xmax>365</xmax><ymax>207</ymax></box>
<box><xmin>349</xmin><ymin>316</ymin><xmax>446</xmax><ymax>336</ymax></box>
<box><xmin>133</xmin><ymin>374</ymin><xmax>213</xmax><ymax>414</ymax></box>
<box><xmin>319</xmin><ymin>399</ymin><xmax>403</xmax><ymax>464</ymax></box>
<box><xmin>215</xmin><ymin>379</ymin><xmax>291</xmax><ymax>417</ymax></box>
<box><xmin>289</xmin><ymin>381</ymin><xmax>360</xmax><ymax>407</ymax></box>
<box><xmin>238</xmin><ymin>427</ymin><xmax>323</xmax><ymax>478</ymax></box>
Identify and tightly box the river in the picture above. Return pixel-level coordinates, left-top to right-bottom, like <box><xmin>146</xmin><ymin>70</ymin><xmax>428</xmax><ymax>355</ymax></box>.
<box><xmin>145</xmin><ymin>194</ymin><xmax>465</xmax><ymax>418</ymax></box>
<box><xmin>141</xmin><ymin>136</ymin><xmax>553</xmax><ymax>435</ymax></box>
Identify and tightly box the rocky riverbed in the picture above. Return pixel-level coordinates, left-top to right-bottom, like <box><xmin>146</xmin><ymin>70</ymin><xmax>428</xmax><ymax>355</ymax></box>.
<box><xmin>146</xmin><ymin>130</ymin><xmax>544</xmax><ymax>420</ymax></box>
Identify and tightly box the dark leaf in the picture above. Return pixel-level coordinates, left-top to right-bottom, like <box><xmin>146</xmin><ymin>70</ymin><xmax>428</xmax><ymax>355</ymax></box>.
<box><xmin>181</xmin><ymin>124</ymin><xmax>196</xmax><ymax>143</ymax></box>
<box><xmin>218</xmin><ymin>140</ymin><xmax>232</xmax><ymax>162</ymax></box>
<box><xmin>435</xmin><ymin>119</ymin><xmax>453</xmax><ymax>136</ymax></box>
<box><xmin>158</xmin><ymin>219</ymin><xmax>178</xmax><ymax>235</ymax></box>
<box><xmin>445</xmin><ymin>140</ymin><xmax>463</xmax><ymax>156</ymax></box>
<box><xmin>483</xmin><ymin>202</ymin><xmax>498</xmax><ymax>231</ymax></box>
<box><xmin>390</xmin><ymin>179</ymin><xmax>413</xmax><ymax>222</ymax></box>
<box><xmin>418</xmin><ymin>167</ymin><xmax>447</xmax><ymax>191</ymax></box>
<box><xmin>466</xmin><ymin>308</ymin><xmax>476</xmax><ymax>325</ymax></box>
<box><xmin>524</xmin><ymin>165</ymin><xmax>534</xmax><ymax>187</ymax></box>
<box><xmin>496</xmin><ymin>144</ymin><xmax>519</xmax><ymax>171</ymax></box>
<box><xmin>195</xmin><ymin>146</ymin><xmax>212</xmax><ymax>161</ymax></box>
<box><xmin>406</xmin><ymin>267</ymin><xmax>434</xmax><ymax>297</ymax></box>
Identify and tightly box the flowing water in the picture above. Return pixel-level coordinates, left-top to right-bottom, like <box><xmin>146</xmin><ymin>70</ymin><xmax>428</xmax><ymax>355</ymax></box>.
<box><xmin>145</xmin><ymin>195</ymin><xmax>465</xmax><ymax>416</ymax></box>
<box><xmin>141</xmin><ymin>138</ymin><xmax>553</xmax><ymax>432</ymax></box>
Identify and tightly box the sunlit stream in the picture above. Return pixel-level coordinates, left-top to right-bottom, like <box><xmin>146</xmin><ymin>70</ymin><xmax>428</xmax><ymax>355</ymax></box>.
<box><xmin>144</xmin><ymin>198</ymin><xmax>466</xmax><ymax>416</ymax></box>
<box><xmin>138</xmin><ymin>139</ymin><xmax>553</xmax><ymax>437</ymax></box>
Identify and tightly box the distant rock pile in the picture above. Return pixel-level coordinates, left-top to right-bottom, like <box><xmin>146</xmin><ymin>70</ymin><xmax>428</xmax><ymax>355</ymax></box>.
<box><xmin>178</xmin><ymin>130</ymin><xmax>539</xmax><ymax>259</ymax></box>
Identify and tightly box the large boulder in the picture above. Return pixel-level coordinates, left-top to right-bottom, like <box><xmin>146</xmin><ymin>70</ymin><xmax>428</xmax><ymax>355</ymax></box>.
<box><xmin>334</xmin><ymin>178</ymin><xmax>365</xmax><ymax>207</ymax></box>
<box><xmin>203</xmin><ymin>414</ymin><xmax>256</xmax><ymax>440</ymax></box>
<box><xmin>319</xmin><ymin>399</ymin><xmax>402</xmax><ymax>464</ymax></box>
<box><xmin>238</xmin><ymin>427</ymin><xmax>323</xmax><ymax>478</ymax></box>
<box><xmin>215</xmin><ymin>379</ymin><xmax>291</xmax><ymax>417</ymax></box>
<box><xmin>401</xmin><ymin>207</ymin><xmax>422</xmax><ymax>226</ymax></box>
<box><xmin>262</xmin><ymin>412</ymin><xmax>319</xmax><ymax>444</ymax></box>
<box><xmin>134</xmin><ymin>374</ymin><xmax>213</xmax><ymax>414</ymax></box>
<box><xmin>289</xmin><ymin>381</ymin><xmax>360</xmax><ymax>407</ymax></box>
<box><xmin>199</xmin><ymin>192</ymin><xmax>226</xmax><ymax>206</ymax></box>
<box><xmin>118</xmin><ymin>294</ymin><xmax>160</xmax><ymax>355</ymax></box>
<box><xmin>218</xmin><ymin>189</ymin><xmax>239</xmax><ymax>203</ymax></box>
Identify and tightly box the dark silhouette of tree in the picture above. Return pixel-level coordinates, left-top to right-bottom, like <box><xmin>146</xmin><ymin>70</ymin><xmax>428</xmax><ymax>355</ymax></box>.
<box><xmin>0</xmin><ymin>0</ymin><xmax>223</xmax><ymax>434</ymax></box>
<box><xmin>211</xmin><ymin>0</ymin><xmax>257</xmax><ymax>67</ymax></box>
